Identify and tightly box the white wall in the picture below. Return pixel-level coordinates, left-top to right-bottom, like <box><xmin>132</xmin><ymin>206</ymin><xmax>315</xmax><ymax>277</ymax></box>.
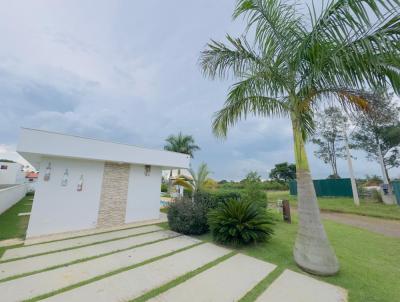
<box><xmin>125</xmin><ymin>164</ymin><xmax>161</xmax><ymax>223</ymax></box>
<box><xmin>0</xmin><ymin>162</ymin><xmax>24</xmax><ymax>185</ymax></box>
<box><xmin>0</xmin><ymin>184</ymin><xmax>27</xmax><ymax>215</ymax></box>
<box><xmin>26</xmin><ymin>157</ymin><xmax>105</xmax><ymax>238</ymax></box>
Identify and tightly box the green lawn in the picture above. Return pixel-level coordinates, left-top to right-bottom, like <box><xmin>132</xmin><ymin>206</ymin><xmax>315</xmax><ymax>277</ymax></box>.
<box><xmin>267</xmin><ymin>190</ymin><xmax>400</xmax><ymax>220</ymax></box>
<box><xmin>0</xmin><ymin>194</ymin><xmax>33</xmax><ymax>240</ymax></box>
<box><xmin>194</xmin><ymin>213</ymin><xmax>400</xmax><ymax>302</ymax></box>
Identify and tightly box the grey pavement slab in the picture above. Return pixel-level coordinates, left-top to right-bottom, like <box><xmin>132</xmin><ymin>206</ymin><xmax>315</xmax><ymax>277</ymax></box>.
<box><xmin>0</xmin><ymin>236</ymin><xmax>200</xmax><ymax>302</ymax></box>
<box><xmin>42</xmin><ymin>243</ymin><xmax>231</xmax><ymax>302</ymax></box>
<box><xmin>0</xmin><ymin>230</ymin><xmax>178</xmax><ymax>280</ymax></box>
<box><xmin>1</xmin><ymin>225</ymin><xmax>162</xmax><ymax>260</ymax></box>
<box><xmin>256</xmin><ymin>269</ymin><xmax>347</xmax><ymax>302</ymax></box>
<box><xmin>149</xmin><ymin>253</ymin><xmax>276</xmax><ymax>302</ymax></box>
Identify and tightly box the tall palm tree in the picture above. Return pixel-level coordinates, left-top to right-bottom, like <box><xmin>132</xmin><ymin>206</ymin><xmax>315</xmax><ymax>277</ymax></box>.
<box><xmin>173</xmin><ymin>162</ymin><xmax>211</xmax><ymax>194</ymax></box>
<box><xmin>200</xmin><ymin>0</ymin><xmax>400</xmax><ymax>276</ymax></box>
<box><xmin>164</xmin><ymin>132</ymin><xmax>200</xmax><ymax>191</ymax></box>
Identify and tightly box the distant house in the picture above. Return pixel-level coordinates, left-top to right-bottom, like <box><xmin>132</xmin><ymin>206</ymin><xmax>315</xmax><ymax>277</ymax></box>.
<box><xmin>25</xmin><ymin>171</ymin><xmax>39</xmax><ymax>192</ymax></box>
<box><xmin>26</xmin><ymin>171</ymin><xmax>39</xmax><ymax>182</ymax></box>
<box><xmin>17</xmin><ymin>128</ymin><xmax>190</xmax><ymax>239</ymax></box>
<box><xmin>0</xmin><ymin>160</ymin><xmax>25</xmax><ymax>185</ymax></box>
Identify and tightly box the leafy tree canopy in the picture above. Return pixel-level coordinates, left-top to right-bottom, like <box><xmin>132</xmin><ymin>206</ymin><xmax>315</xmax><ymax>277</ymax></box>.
<box><xmin>164</xmin><ymin>132</ymin><xmax>200</xmax><ymax>158</ymax></box>
<box><xmin>269</xmin><ymin>162</ymin><xmax>296</xmax><ymax>181</ymax></box>
<box><xmin>312</xmin><ymin>107</ymin><xmax>347</xmax><ymax>178</ymax></box>
<box><xmin>351</xmin><ymin>91</ymin><xmax>400</xmax><ymax>170</ymax></box>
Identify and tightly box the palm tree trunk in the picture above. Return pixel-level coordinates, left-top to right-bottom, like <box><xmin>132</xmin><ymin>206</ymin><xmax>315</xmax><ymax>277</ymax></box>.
<box><xmin>292</xmin><ymin>118</ymin><xmax>339</xmax><ymax>276</ymax></box>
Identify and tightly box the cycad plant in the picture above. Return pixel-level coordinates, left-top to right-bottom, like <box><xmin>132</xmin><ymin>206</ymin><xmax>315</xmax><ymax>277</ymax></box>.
<box><xmin>208</xmin><ymin>200</ymin><xmax>274</xmax><ymax>245</ymax></box>
<box><xmin>200</xmin><ymin>0</ymin><xmax>400</xmax><ymax>275</ymax></box>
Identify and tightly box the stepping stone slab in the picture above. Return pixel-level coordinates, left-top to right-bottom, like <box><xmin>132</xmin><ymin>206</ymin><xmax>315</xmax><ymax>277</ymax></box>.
<box><xmin>149</xmin><ymin>253</ymin><xmax>276</xmax><ymax>302</ymax></box>
<box><xmin>0</xmin><ymin>230</ymin><xmax>178</xmax><ymax>280</ymax></box>
<box><xmin>17</xmin><ymin>212</ymin><xmax>30</xmax><ymax>216</ymax></box>
<box><xmin>256</xmin><ymin>269</ymin><xmax>347</xmax><ymax>302</ymax></box>
<box><xmin>42</xmin><ymin>243</ymin><xmax>231</xmax><ymax>302</ymax></box>
<box><xmin>0</xmin><ymin>236</ymin><xmax>200</xmax><ymax>302</ymax></box>
<box><xmin>1</xmin><ymin>224</ymin><xmax>162</xmax><ymax>260</ymax></box>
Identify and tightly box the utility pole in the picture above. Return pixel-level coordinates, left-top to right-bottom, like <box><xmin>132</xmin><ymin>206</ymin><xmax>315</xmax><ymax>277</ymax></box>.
<box><xmin>343</xmin><ymin>124</ymin><xmax>360</xmax><ymax>206</ymax></box>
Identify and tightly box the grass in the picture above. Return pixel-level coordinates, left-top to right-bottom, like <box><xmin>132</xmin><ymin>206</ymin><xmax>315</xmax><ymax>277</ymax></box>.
<box><xmin>0</xmin><ymin>194</ymin><xmax>33</xmax><ymax>240</ymax></box>
<box><xmin>194</xmin><ymin>213</ymin><xmax>400</xmax><ymax>302</ymax></box>
<box><xmin>267</xmin><ymin>190</ymin><xmax>400</xmax><ymax>220</ymax></box>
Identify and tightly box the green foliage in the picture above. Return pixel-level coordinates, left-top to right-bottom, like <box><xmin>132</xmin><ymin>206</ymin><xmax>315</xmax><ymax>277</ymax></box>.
<box><xmin>161</xmin><ymin>183</ymin><xmax>168</xmax><ymax>193</ymax></box>
<box><xmin>194</xmin><ymin>190</ymin><xmax>241</xmax><ymax>210</ymax></box>
<box><xmin>351</xmin><ymin>92</ymin><xmax>400</xmax><ymax>170</ymax></box>
<box><xmin>269</xmin><ymin>162</ymin><xmax>296</xmax><ymax>182</ymax></box>
<box><xmin>208</xmin><ymin>200</ymin><xmax>274</xmax><ymax>245</ymax></box>
<box><xmin>173</xmin><ymin>162</ymin><xmax>211</xmax><ymax>194</ymax></box>
<box><xmin>167</xmin><ymin>198</ymin><xmax>209</xmax><ymax>235</ymax></box>
<box><xmin>163</xmin><ymin>132</ymin><xmax>200</xmax><ymax>158</ymax></box>
<box><xmin>241</xmin><ymin>171</ymin><xmax>267</xmax><ymax>208</ymax></box>
<box><xmin>312</xmin><ymin>107</ymin><xmax>347</xmax><ymax>178</ymax></box>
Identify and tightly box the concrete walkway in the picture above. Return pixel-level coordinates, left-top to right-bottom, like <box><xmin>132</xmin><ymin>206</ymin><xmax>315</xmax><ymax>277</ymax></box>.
<box><xmin>148</xmin><ymin>254</ymin><xmax>276</xmax><ymax>302</ymax></box>
<box><xmin>256</xmin><ymin>269</ymin><xmax>347</xmax><ymax>302</ymax></box>
<box><xmin>0</xmin><ymin>221</ymin><xmax>348</xmax><ymax>302</ymax></box>
<box><xmin>0</xmin><ymin>236</ymin><xmax>199</xmax><ymax>302</ymax></box>
<box><xmin>321</xmin><ymin>212</ymin><xmax>400</xmax><ymax>238</ymax></box>
<box><xmin>42</xmin><ymin>243</ymin><xmax>231</xmax><ymax>302</ymax></box>
<box><xmin>1</xmin><ymin>225</ymin><xmax>162</xmax><ymax>260</ymax></box>
<box><xmin>0</xmin><ymin>230</ymin><xmax>178</xmax><ymax>280</ymax></box>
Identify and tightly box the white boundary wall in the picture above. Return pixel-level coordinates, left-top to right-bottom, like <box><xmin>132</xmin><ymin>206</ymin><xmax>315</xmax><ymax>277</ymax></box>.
<box><xmin>0</xmin><ymin>184</ymin><xmax>27</xmax><ymax>215</ymax></box>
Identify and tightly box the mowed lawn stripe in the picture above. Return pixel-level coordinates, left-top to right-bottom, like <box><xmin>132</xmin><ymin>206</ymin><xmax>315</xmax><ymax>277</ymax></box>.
<box><xmin>0</xmin><ymin>236</ymin><xmax>201</xmax><ymax>302</ymax></box>
<box><xmin>1</xmin><ymin>225</ymin><xmax>162</xmax><ymax>261</ymax></box>
<box><xmin>41</xmin><ymin>243</ymin><xmax>231</xmax><ymax>302</ymax></box>
<box><xmin>0</xmin><ymin>230</ymin><xmax>178</xmax><ymax>281</ymax></box>
<box><xmin>148</xmin><ymin>254</ymin><xmax>276</xmax><ymax>302</ymax></box>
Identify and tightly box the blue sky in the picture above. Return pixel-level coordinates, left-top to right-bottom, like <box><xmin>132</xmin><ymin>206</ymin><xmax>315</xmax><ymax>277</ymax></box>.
<box><xmin>0</xmin><ymin>0</ymin><xmax>399</xmax><ymax>180</ymax></box>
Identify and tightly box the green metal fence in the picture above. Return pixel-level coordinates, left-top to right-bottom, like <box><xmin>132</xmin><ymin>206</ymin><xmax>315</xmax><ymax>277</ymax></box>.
<box><xmin>392</xmin><ymin>180</ymin><xmax>400</xmax><ymax>205</ymax></box>
<box><xmin>289</xmin><ymin>178</ymin><xmax>353</xmax><ymax>197</ymax></box>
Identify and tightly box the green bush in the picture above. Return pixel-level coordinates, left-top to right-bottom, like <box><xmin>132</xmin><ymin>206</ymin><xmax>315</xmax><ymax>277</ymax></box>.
<box><xmin>167</xmin><ymin>198</ymin><xmax>208</xmax><ymax>235</ymax></box>
<box><xmin>208</xmin><ymin>200</ymin><xmax>274</xmax><ymax>245</ymax></box>
<box><xmin>161</xmin><ymin>183</ymin><xmax>168</xmax><ymax>193</ymax></box>
<box><xmin>193</xmin><ymin>191</ymin><xmax>241</xmax><ymax>209</ymax></box>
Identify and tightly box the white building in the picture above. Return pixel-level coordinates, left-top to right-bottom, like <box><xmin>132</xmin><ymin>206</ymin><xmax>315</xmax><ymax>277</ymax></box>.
<box><xmin>0</xmin><ymin>161</ymin><xmax>25</xmax><ymax>185</ymax></box>
<box><xmin>17</xmin><ymin>128</ymin><xmax>190</xmax><ymax>239</ymax></box>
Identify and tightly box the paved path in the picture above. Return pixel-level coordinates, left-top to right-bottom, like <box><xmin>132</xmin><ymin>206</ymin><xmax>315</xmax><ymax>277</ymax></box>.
<box><xmin>0</xmin><ymin>230</ymin><xmax>178</xmax><ymax>280</ymax></box>
<box><xmin>0</xmin><ymin>220</ymin><xmax>348</xmax><ymax>302</ymax></box>
<box><xmin>256</xmin><ymin>269</ymin><xmax>347</xmax><ymax>302</ymax></box>
<box><xmin>0</xmin><ymin>236</ymin><xmax>199</xmax><ymax>302</ymax></box>
<box><xmin>321</xmin><ymin>212</ymin><xmax>400</xmax><ymax>238</ymax></box>
<box><xmin>42</xmin><ymin>243</ymin><xmax>231</xmax><ymax>302</ymax></box>
<box><xmin>1</xmin><ymin>225</ymin><xmax>162</xmax><ymax>260</ymax></box>
<box><xmin>148</xmin><ymin>254</ymin><xmax>276</xmax><ymax>302</ymax></box>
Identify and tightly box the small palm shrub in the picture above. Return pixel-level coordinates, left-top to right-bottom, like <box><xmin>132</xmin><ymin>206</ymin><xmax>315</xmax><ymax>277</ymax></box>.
<box><xmin>208</xmin><ymin>200</ymin><xmax>274</xmax><ymax>245</ymax></box>
<box><xmin>167</xmin><ymin>198</ymin><xmax>208</xmax><ymax>235</ymax></box>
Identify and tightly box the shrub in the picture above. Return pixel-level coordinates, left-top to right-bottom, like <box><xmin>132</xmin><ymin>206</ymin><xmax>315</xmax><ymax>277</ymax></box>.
<box><xmin>193</xmin><ymin>191</ymin><xmax>241</xmax><ymax>210</ymax></box>
<box><xmin>167</xmin><ymin>198</ymin><xmax>208</xmax><ymax>235</ymax></box>
<box><xmin>208</xmin><ymin>200</ymin><xmax>274</xmax><ymax>245</ymax></box>
<box><xmin>241</xmin><ymin>180</ymin><xmax>267</xmax><ymax>208</ymax></box>
<box><xmin>161</xmin><ymin>183</ymin><xmax>168</xmax><ymax>193</ymax></box>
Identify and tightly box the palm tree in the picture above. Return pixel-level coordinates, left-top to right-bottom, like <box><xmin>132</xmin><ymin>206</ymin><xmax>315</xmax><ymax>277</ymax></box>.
<box><xmin>200</xmin><ymin>0</ymin><xmax>400</xmax><ymax>276</ymax></box>
<box><xmin>164</xmin><ymin>132</ymin><xmax>200</xmax><ymax>192</ymax></box>
<box><xmin>173</xmin><ymin>162</ymin><xmax>211</xmax><ymax>195</ymax></box>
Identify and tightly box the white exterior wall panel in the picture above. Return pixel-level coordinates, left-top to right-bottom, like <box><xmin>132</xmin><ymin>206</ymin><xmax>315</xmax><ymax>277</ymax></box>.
<box><xmin>26</xmin><ymin>157</ymin><xmax>105</xmax><ymax>238</ymax></box>
<box><xmin>125</xmin><ymin>164</ymin><xmax>161</xmax><ymax>223</ymax></box>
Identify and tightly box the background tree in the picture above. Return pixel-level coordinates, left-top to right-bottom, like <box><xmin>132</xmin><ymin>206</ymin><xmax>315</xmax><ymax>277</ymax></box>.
<box><xmin>200</xmin><ymin>0</ymin><xmax>400</xmax><ymax>275</ymax></box>
<box><xmin>241</xmin><ymin>171</ymin><xmax>267</xmax><ymax>208</ymax></box>
<box><xmin>164</xmin><ymin>132</ymin><xmax>200</xmax><ymax>191</ymax></box>
<box><xmin>351</xmin><ymin>92</ymin><xmax>400</xmax><ymax>183</ymax></box>
<box><xmin>269</xmin><ymin>162</ymin><xmax>296</xmax><ymax>182</ymax></box>
<box><xmin>311</xmin><ymin>107</ymin><xmax>347</xmax><ymax>178</ymax></box>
